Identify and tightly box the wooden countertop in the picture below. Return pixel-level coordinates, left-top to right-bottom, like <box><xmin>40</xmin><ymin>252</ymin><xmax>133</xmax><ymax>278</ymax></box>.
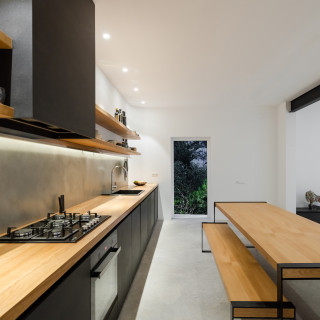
<box><xmin>216</xmin><ymin>202</ymin><xmax>320</xmax><ymax>269</ymax></box>
<box><xmin>0</xmin><ymin>184</ymin><xmax>158</xmax><ymax>320</ymax></box>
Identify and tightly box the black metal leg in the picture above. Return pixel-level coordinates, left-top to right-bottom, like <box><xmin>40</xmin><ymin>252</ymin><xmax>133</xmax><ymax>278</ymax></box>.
<box><xmin>201</xmin><ymin>222</ymin><xmax>211</xmax><ymax>253</ymax></box>
<box><xmin>277</xmin><ymin>265</ymin><xmax>283</xmax><ymax>320</ymax></box>
<box><xmin>201</xmin><ymin>222</ymin><xmax>203</xmax><ymax>252</ymax></box>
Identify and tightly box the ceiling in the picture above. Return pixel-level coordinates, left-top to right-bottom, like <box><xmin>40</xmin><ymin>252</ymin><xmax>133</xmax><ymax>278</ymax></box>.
<box><xmin>95</xmin><ymin>0</ymin><xmax>320</xmax><ymax>109</ymax></box>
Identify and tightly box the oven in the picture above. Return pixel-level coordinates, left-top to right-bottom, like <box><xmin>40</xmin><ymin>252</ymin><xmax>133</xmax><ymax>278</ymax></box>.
<box><xmin>90</xmin><ymin>230</ymin><xmax>121</xmax><ymax>320</ymax></box>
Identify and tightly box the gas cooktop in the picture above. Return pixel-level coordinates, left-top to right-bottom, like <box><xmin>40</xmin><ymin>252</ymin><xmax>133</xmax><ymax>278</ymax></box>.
<box><xmin>0</xmin><ymin>211</ymin><xmax>111</xmax><ymax>243</ymax></box>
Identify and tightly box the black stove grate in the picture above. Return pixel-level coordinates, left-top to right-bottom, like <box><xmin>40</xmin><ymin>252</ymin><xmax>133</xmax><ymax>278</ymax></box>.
<box><xmin>0</xmin><ymin>213</ymin><xmax>111</xmax><ymax>243</ymax></box>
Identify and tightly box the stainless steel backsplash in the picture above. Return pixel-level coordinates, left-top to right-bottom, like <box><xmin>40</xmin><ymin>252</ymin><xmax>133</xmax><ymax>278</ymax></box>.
<box><xmin>0</xmin><ymin>136</ymin><xmax>128</xmax><ymax>234</ymax></box>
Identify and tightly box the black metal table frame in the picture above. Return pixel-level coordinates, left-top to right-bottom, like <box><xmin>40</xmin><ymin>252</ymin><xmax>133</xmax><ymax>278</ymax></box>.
<box><xmin>201</xmin><ymin>201</ymin><xmax>320</xmax><ymax>319</ymax></box>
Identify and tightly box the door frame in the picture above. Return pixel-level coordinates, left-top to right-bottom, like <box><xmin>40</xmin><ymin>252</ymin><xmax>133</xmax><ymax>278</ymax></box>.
<box><xmin>171</xmin><ymin>137</ymin><xmax>211</xmax><ymax>219</ymax></box>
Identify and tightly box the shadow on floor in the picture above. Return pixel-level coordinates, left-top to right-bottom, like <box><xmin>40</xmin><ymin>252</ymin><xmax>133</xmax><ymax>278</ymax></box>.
<box><xmin>118</xmin><ymin>220</ymin><xmax>164</xmax><ymax>320</ymax></box>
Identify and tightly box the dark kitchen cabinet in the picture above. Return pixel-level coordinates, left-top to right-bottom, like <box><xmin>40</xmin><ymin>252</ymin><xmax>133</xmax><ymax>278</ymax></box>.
<box><xmin>155</xmin><ymin>187</ymin><xmax>158</xmax><ymax>223</ymax></box>
<box><xmin>141</xmin><ymin>198</ymin><xmax>149</xmax><ymax>253</ymax></box>
<box><xmin>296</xmin><ymin>207</ymin><xmax>320</xmax><ymax>224</ymax></box>
<box><xmin>117</xmin><ymin>189</ymin><xmax>157</xmax><ymax>315</ymax></box>
<box><xmin>141</xmin><ymin>190</ymin><xmax>156</xmax><ymax>253</ymax></box>
<box><xmin>131</xmin><ymin>206</ymin><xmax>141</xmax><ymax>273</ymax></box>
<box><xmin>0</xmin><ymin>0</ymin><xmax>95</xmax><ymax>139</ymax></box>
<box><xmin>147</xmin><ymin>191</ymin><xmax>155</xmax><ymax>239</ymax></box>
<box><xmin>117</xmin><ymin>214</ymin><xmax>133</xmax><ymax>309</ymax></box>
<box><xmin>19</xmin><ymin>255</ymin><xmax>91</xmax><ymax>320</ymax></box>
<box><xmin>19</xmin><ymin>188</ymin><xmax>158</xmax><ymax>320</ymax></box>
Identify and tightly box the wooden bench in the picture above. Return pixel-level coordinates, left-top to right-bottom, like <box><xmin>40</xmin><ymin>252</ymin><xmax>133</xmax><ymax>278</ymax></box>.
<box><xmin>202</xmin><ymin>222</ymin><xmax>296</xmax><ymax>319</ymax></box>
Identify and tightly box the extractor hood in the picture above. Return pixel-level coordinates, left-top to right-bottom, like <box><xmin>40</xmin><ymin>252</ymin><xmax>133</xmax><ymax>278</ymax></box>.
<box><xmin>0</xmin><ymin>0</ymin><xmax>95</xmax><ymax>139</ymax></box>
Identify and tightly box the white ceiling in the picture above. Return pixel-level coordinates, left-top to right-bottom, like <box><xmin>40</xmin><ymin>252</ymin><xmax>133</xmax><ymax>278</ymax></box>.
<box><xmin>95</xmin><ymin>0</ymin><xmax>320</xmax><ymax>109</ymax></box>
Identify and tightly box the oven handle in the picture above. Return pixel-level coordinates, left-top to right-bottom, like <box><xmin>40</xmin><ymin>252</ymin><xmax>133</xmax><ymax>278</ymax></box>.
<box><xmin>91</xmin><ymin>246</ymin><xmax>121</xmax><ymax>279</ymax></box>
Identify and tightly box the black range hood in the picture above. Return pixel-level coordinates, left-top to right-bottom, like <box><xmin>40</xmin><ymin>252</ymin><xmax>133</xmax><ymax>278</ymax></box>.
<box><xmin>0</xmin><ymin>118</ymin><xmax>87</xmax><ymax>139</ymax></box>
<box><xmin>0</xmin><ymin>0</ymin><xmax>95</xmax><ymax>139</ymax></box>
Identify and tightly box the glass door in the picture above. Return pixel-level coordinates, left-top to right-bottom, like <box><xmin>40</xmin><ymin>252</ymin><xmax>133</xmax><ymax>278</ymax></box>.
<box><xmin>173</xmin><ymin>139</ymin><xmax>208</xmax><ymax>217</ymax></box>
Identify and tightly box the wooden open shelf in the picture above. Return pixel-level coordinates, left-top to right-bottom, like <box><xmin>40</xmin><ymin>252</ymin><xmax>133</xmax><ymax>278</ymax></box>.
<box><xmin>62</xmin><ymin>138</ymin><xmax>141</xmax><ymax>156</ymax></box>
<box><xmin>95</xmin><ymin>104</ymin><xmax>140</xmax><ymax>140</ymax></box>
<box><xmin>0</xmin><ymin>30</ymin><xmax>12</xmax><ymax>49</ymax></box>
<box><xmin>0</xmin><ymin>103</ymin><xmax>14</xmax><ymax>118</ymax></box>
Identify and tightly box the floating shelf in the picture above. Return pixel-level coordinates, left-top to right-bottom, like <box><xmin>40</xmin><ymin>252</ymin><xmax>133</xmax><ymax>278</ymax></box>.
<box><xmin>95</xmin><ymin>104</ymin><xmax>140</xmax><ymax>140</ymax></box>
<box><xmin>0</xmin><ymin>30</ymin><xmax>12</xmax><ymax>49</ymax></box>
<box><xmin>62</xmin><ymin>138</ymin><xmax>141</xmax><ymax>156</ymax></box>
<box><xmin>0</xmin><ymin>103</ymin><xmax>14</xmax><ymax>118</ymax></box>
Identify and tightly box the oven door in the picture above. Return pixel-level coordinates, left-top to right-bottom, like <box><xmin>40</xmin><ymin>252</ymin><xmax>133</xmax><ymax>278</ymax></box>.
<box><xmin>91</xmin><ymin>246</ymin><xmax>121</xmax><ymax>320</ymax></box>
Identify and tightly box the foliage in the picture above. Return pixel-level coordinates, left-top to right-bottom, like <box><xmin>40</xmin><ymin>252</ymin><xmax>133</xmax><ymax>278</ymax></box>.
<box><xmin>174</xmin><ymin>141</ymin><xmax>207</xmax><ymax>215</ymax></box>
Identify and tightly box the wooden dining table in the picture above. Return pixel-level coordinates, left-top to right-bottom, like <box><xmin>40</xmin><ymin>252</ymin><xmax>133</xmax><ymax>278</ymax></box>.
<box><xmin>215</xmin><ymin>202</ymin><xmax>320</xmax><ymax>320</ymax></box>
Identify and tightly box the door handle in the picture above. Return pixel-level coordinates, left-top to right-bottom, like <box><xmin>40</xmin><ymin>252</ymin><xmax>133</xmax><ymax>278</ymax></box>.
<box><xmin>91</xmin><ymin>246</ymin><xmax>121</xmax><ymax>278</ymax></box>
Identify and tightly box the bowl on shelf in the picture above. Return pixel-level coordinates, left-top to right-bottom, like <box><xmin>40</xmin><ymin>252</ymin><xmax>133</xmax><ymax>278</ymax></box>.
<box><xmin>133</xmin><ymin>180</ymin><xmax>147</xmax><ymax>186</ymax></box>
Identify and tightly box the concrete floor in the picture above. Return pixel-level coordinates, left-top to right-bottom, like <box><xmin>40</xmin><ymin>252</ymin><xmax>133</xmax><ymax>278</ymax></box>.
<box><xmin>118</xmin><ymin>219</ymin><xmax>229</xmax><ymax>320</ymax></box>
<box><xmin>118</xmin><ymin>219</ymin><xmax>320</xmax><ymax>320</ymax></box>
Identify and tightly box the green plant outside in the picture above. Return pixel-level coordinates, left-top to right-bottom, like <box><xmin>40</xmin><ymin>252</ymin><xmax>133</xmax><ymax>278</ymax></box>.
<box><xmin>174</xmin><ymin>141</ymin><xmax>207</xmax><ymax>215</ymax></box>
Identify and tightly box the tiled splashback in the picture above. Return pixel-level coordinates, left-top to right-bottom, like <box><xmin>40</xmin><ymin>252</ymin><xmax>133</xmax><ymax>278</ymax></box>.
<box><xmin>0</xmin><ymin>136</ymin><xmax>128</xmax><ymax>234</ymax></box>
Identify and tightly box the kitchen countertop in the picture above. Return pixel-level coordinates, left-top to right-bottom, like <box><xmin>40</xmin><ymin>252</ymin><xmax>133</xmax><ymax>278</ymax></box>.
<box><xmin>0</xmin><ymin>183</ymin><xmax>158</xmax><ymax>320</ymax></box>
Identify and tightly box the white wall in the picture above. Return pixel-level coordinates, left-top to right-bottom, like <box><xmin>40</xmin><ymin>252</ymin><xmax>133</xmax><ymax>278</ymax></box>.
<box><xmin>296</xmin><ymin>100</ymin><xmax>320</xmax><ymax>207</ymax></box>
<box><xmin>277</xmin><ymin>102</ymin><xmax>296</xmax><ymax>212</ymax></box>
<box><xmin>95</xmin><ymin>66</ymin><xmax>300</xmax><ymax>218</ymax></box>
<box><xmin>129</xmin><ymin>105</ymin><xmax>278</xmax><ymax>220</ymax></box>
<box><xmin>96</xmin><ymin>65</ymin><xmax>141</xmax><ymax>185</ymax></box>
<box><xmin>96</xmin><ymin>65</ymin><xmax>137</xmax><ymax>144</ymax></box>
<box><xmin>96</xmin><ymin>65</ymin><xmax>130</xmax><ymax>116</ymax></box>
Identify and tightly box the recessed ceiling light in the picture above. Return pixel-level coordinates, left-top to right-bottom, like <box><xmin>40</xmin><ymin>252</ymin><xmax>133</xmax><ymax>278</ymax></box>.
<box><xmin>141</xmin><ymin>101</ymin><xmax>146</xmax><ymax>105</ymax></box>
<box><xmin>134</xmin><ymin>88</ymin><xmax>139</xmax><ymax>92</ymax></box>
<box><xmin>122</xmin><ymin>67</ymin><xmax>128</xmax><ymax>73</ymax></box>
<box><xmin>102</xmin><ymin>33</ymin><xmax>110</xmax><ymax>40</ymax></box>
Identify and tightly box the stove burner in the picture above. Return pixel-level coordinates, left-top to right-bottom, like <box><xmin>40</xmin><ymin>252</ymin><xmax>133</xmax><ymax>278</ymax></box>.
<box><xmin>80</xmin><ymin>214</ymin><xmax>90</xmax><ymax>221</ymax></box>
<box><xmin>53</xmin><ymin>214</ymin><xmax>65</xmax><ymax>220</ymax></box>
<box><xmin>52</xmin><ymin>219</ymin><xmax>70</xmax><ymax>227</ymax></box>
<box><xmin>13</xmin><ymin>228</ymin><xmax>32</xmax><ymax>237</ymax></box>
<box><xmin>51</xmin><ymin>228</ymin><xmax>62</xmax><ymax>237</ymax></box>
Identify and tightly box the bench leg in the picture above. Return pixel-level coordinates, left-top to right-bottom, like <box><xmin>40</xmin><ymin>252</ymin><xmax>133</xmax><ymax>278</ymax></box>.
<box><xmin>277</xmin><ymin>264</ymin><xmax>284</xmax><ymax>320</ymax></box>
<box><xmin>201</xmin><ymin>222</ymin><xmax>211</xmax><ymax>253</ymax></box>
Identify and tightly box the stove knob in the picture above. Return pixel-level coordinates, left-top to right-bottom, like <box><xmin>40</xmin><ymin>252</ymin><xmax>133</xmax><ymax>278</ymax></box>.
<box><xmin>82</xmin><ymin>225</ymin><xmax>88</xmax><ymax>231</ymax></box>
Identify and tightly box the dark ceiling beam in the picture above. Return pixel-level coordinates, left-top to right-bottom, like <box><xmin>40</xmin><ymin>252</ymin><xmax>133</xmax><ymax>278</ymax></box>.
<box><xmin>290</xmin><ymin>84</ymin><xmax>320</xmax><ymax>112</ymax></box>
